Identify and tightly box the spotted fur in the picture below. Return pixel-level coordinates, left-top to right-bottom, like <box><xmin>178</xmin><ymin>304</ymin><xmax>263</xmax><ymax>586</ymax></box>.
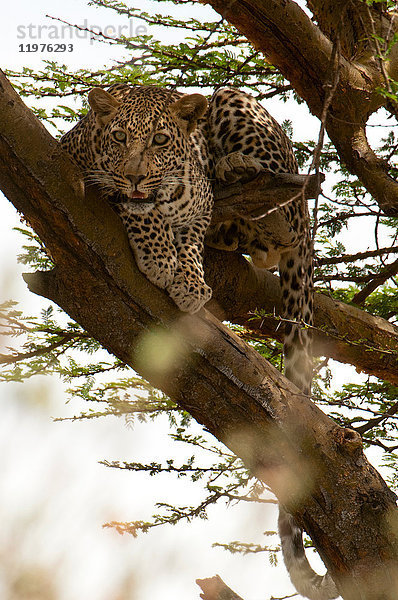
<box><xmin>61</xmin><ymin>84</ymin><xmax>335</xmax><ymax>599</ymax></box>
<box><xmin>205</xmin><ymin>88</ymin><xmax>313</xmax><ymax>394</ymax></box>
<box><xmin>278</xmin><ymin>507</ymin><xmax>339</xmax><ymax>599</ymax></box>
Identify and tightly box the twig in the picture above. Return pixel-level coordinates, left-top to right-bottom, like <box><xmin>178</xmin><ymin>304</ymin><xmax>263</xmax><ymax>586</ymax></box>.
<box><xmin>317</xmin><ymin>245</ymin><xmax>398</xmax><ymax>266</ymax></box>
<box><xmin>0</xmin><ymin>332</ymin><xmax>81</xmax><ymax>364</ymax></box>
<box><xmin>315</xmin><ymin>273</ymin><xmax>391</xmax><ymax>283</ymax></box>
<box><xmin>311</xmin><ymin>35</ymin><xmax>341</xmax><ymax>243</ymax></box>
<box><xmin>366</xmin><ymin>438</ymin><xmax>398</xmax><ymax>453</ymax></box>
<box><xmin>355</xmin><ymin>399</ymin><xmax>398</xmax><ymax>435</ymax></box>
<box><xmin>352</xmin><ymin>257</ymin><xmax>398</xmax><ymax>304</ymax></box>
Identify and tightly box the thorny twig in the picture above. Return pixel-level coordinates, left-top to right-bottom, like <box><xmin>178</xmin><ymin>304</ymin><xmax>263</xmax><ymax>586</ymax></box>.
<box><xmin>352</xmin><ymin>257</ymin><xmax>398</xmax><ymax>304</ymax></box>
<box><xmin>355</xmin><ymin>399</ymin><xmax>398</xmax><ymax>435</ymax></box>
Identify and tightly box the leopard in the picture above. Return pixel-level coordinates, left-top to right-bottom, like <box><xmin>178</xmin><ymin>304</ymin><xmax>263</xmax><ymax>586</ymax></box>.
<box><xmin>61</xmin><ymin>84</ymin><xmax>338</xmax><ymax>600</ymax></box>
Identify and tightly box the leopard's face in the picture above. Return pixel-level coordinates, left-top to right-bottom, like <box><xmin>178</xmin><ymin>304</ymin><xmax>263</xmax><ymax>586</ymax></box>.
<box><xmin>79</xmin><ymin>86</ymin><xmax>208</xmax><ymax>216</ymax></box>
<box><xmin>92</xmin><ymin>111</ymin><xmax>186</xmax><ymax>214</ymax></box>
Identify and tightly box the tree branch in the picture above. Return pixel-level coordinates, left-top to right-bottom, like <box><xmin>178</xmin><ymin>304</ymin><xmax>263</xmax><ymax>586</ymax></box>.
<box><xmin>202</xmin><ymin>0</ymin><xmax>369</xmax><ymax>115</ymax></box>
<box><xmin>352</xmin><ymin>257</ymin><xmax>398</xmax><ymax>305</ymax></box>
<box><xmin>317</xmin><ymin>246</ymin><xmax>398</xmax><ymax>266</ymax></box>
<box><xmin>212</xmin><ymin>172</ymin><xmax>323</xmax><ymax>223</ymax></box>
<box><xmin>196</xmin><ymin>575</ymin><xmax>245</xmax><ymax>600</ymax></box>
<box><xmin>355</xmin><ymin>399</ymin><xmax>398</xmax><ymax>437</ymax></box>
<box><xmin>307</xmin><ymin>0</ymin><xmax>397</xmax><ymax>63</ymax></box>
<box><xmin>204</xmin><ymin>249</ymin><xmax>398</xmax><ymax>386</ymax></box>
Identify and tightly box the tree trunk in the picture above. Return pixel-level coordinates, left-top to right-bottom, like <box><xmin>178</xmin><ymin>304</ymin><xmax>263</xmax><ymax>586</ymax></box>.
<box><xmin>1</xmin><ymin>72</ymin><xmax>398</xmax><ymax>599</ymax></box>
<box><xmin>203</xmin><ymin>0</ymin><xmax>398</xmax><ymax>216</ymax></box>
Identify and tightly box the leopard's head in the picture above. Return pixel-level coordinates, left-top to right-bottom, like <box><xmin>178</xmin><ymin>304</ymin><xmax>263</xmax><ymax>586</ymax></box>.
<box><xmin>85</xmin><ymin>86</ymin><xmax>207</xmax><ymax>214</ymax></box>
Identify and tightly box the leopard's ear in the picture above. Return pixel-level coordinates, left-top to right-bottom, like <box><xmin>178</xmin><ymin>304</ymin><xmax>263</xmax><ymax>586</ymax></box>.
<box><xmin>88</xmin><ymin>87</ymin><xmax>121</xmax><ymax>125</ymax></box>
<box><xmin>169</xmin><ymin>94</ymin><xmax>208</xmax><ymax>135</ymax></box>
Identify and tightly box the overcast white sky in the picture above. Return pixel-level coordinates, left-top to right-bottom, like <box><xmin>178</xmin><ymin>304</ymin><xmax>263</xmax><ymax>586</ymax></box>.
<box><xmin>0</xmin><ymin>2</ymin><xmax>391</xmax><ymax>599</ymax></box>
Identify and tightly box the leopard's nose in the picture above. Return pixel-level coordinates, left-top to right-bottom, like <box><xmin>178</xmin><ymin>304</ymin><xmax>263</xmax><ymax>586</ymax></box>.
<box><xmin>126</xmin><ymin>173</ymin><xmax>145</xmax><ymax>186</ymax></box>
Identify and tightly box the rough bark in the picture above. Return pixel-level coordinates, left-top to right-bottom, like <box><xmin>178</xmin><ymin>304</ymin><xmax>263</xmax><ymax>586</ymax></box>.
<box><xmin>211</xmin><ymin>172</ymin><xmax>323</xmax><ymax>223</ymax></box>
<box><xmin>205</xmin><ymin>248</ymin><xmax>398</xmax><ymax>386</ymax></box>
<box><xmin>1</xmin><ymin>71</ymin><xmax>398</xmax><ymax>600</ymax></box>
<box><xmin>307</xmin><ymin>0</ymin><xmax>396</xmax><ymax>61</ymax></box>
<box><xmin>203</xmin><ymin>0</ymin><xmax>398</xmax><ymax>216</ymax></box>
<box><xmin>196</xmin><ymin>575</ymin><xmax>244</xmax><ymax>600</ymax></box>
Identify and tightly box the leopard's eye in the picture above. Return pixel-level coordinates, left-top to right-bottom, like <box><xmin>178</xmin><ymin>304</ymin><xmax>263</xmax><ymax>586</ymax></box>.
<box><xmin>112</xmin><ymin>130</ymin><xmax>127</xmax><ymax>143</ymax></box>
<box><xmin>153</xmin><ymin>133</ymin><xmax>169</xmax><ymax>146</ymax></box>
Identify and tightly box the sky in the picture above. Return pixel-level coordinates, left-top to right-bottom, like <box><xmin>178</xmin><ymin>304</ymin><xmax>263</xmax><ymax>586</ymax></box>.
<box><xmin>0</xmin><ymin>1</ymin><xmax>391</xmax><ymax>599</ymax></box>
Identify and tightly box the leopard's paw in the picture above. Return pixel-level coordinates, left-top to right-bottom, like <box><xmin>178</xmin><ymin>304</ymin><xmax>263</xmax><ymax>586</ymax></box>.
<box><xmin>137</xmin><ymin>256</ymin><xmax>177</xmax><ymax>290</ymax></box>
<box><xmin>216</xmin><ymin>151</ymin><xmax>263</xmax><ymax>184</ymax></box>
<box><xmin>167</xmin><ymin>273</ymin><xmax>212</xmax><ymax>314</ymax></box>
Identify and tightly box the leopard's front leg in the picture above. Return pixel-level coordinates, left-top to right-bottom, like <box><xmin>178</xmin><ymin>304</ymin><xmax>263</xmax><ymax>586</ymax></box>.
<box><xmin>166</xmin><ymin>215</ymin><xmax>212</xmax><ymax>314</ymax></box>
<box><xmin>119</xmin><ymin>207</ymin><xmax>211</xmax><ymax>313</ymax></box>
<box><xmin>120</xmin><ymin>207</ymin><xmax>177</xmax><ymax>290</ymax></box>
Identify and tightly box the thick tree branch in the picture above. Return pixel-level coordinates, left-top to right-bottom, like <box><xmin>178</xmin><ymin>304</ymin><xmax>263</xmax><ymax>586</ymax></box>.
<box><xmin>203</xmin><ymin>0</ymin><xmax>398</xmax><ymax>215</ymax></box>
<box><xmin>212</xmin><ymin>172</ymin><xmax>323</xmax><ymax>223</ymax></box>
<box><xmin>202</xmin><ymin>0</ymin><xmax>372</xmax><ymax>115</ymax></box>
<box><xmin>307</xmin><ymin>0</ymin><xmax>398</xmax><ymax>65</ymax></box>
<box><xmin>204</xmin><ymin>249</ymin><xmax>398</xmax><ymax>386</ymax></box>
<box><xmin>327</xmin><ymin>121</ymin><xmax>398</xmax><ymax>217</ymax></box>
<box><xmin>1</xmin><ymin>70</ymin><xmax>398</xmax><ymax>600</ymax></box>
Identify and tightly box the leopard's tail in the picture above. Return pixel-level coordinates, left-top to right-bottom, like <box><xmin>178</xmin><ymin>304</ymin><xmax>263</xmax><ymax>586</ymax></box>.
<box><xmin>278</xmin><ymin>507</ymin><xmax>339</xmax><ymax>600</ymax></box>
<box><xmin>278</xmin><ymin>236</ymin><xmax>338</xmax><ymax>600</ymax></box>
<box><xmin>278</xmin><ymin>240</ymin><xmax>313</xmax><ymax>395</ymax></box>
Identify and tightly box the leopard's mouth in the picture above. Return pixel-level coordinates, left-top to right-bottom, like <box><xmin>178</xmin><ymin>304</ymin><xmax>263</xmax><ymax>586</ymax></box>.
<box><xmin>129</xmin><ymin>191</ymin><xmax>155</xmax><ymax>204</ymax></box>
<box><xmin>108</xmin><ymin>191</ymin><xmax>156</xmax><ymax>206</ymax></box>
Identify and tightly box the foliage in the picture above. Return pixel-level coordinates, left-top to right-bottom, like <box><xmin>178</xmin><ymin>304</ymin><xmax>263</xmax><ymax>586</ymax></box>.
<box><xmin>2</xmin><ymin>0</ymin><xmax>398</xmax><ymax>591</ymax></box>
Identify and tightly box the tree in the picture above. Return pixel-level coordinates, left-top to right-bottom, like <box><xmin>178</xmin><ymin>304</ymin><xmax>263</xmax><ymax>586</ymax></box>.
<box><xmin>1</xmin><ymin>1</ymin><xmax>398</xmax><ymax>598</ymax></box>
